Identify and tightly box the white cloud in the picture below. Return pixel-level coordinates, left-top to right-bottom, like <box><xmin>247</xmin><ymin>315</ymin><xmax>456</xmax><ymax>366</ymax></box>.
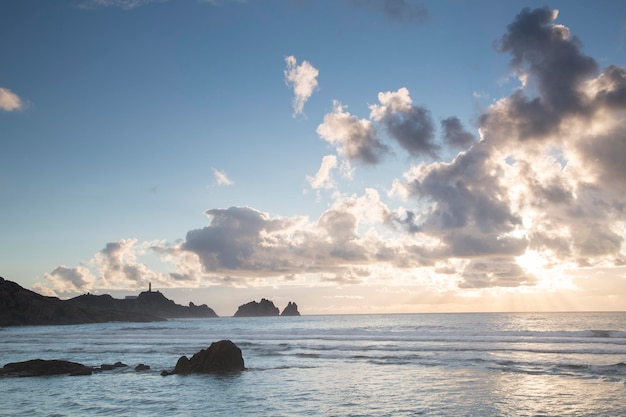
<box><xmin>284</xmin><ymin>55</ymin><xmax>319</xmax><ymax>117</ymax></box>
<box><xmin>307</xmin><ymin>155</ymin><xmax>337</xmax><ymax>190</ymax></box>
<box><xmin>212</xmin><ymin>167</ymin><xmax>234</xmax><ymax>186</ymax></box>
<box><xmin>43</xmin><ymin>265</ymin><xmax>96</xmax><ymax>293</ymax></box>
<box><xmin>0</xmin><ymin>87</ymin><xmax>23</xmax><ymax>111</ymax></box>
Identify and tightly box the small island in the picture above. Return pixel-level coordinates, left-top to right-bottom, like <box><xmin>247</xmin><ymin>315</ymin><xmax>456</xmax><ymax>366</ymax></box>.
<box><xmin>234</xmin><ymin>299</ymin><xmax>300</xmax><ymax>317</ymax></box>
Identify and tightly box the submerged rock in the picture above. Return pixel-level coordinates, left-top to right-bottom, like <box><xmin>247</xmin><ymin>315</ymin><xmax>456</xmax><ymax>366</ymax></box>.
<box><xmin>166</xmin><ymin>340</ymin><xmax>245</xmax><ymax>375</ymax></box>
<box><xmin>99</xmin><ymin>362</ymin><xmax>127</xmax><ymax>371</ymax></box>
<box><xmin>135</xmin><ymin>364</ymin><xmax>150</xmax><ymax>372</ymax></box>
<box><xmin>0</xmin><ymin>359</ymin><xmax>93</xmax><ymax>377</ymax></box>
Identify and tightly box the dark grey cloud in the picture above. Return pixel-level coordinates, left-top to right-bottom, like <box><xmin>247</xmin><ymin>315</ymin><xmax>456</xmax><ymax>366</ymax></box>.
<box><xmin>408</xmin><ymin>144</ymin><xmax>520</xmax><ymax>234</ymax></box>
<box><xmin>481</xmin><ymin>7</ymin><xmax>599</xmax><ymax>142</ymax></box>
<box><xmin>181</xmin><ymin>207</ymin><xmax>294</xmax><ymax>271</ymax></box>
<box><xmin>441</xmin><ymin>117</ymin><xmax>476</xmax><ymax>149</ymax></box>
<box><xmin>316</xmin><ymin>102</ymin><xmax>389</xmax><ymax>165</ymax></box>
<box><xmin>459</xmin><ymin>258</ymin><xmax>535</xmax><ymax>289</ymax></box>
<box><xmin>370</xmin><ymin>88</ymin><xmax>439</xmax><ymax>158</ymax></box>
<box><xmin>498</xmin><ymin>7</ymin><xmax>598</xmax><ymax>114</ymax></box>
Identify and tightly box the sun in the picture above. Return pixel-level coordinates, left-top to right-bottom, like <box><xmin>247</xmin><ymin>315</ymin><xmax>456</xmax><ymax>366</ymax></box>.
<box><xmin>516</xmin><ymin>249</ymin><xmax>548</xmax><ymax>277</ymax></box>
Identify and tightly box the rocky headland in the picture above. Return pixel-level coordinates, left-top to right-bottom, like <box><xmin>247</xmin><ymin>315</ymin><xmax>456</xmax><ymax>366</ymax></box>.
<box><xmin>68</xmin><ymin>289</ymin><xmax>217</xmax><ymax>319</ymax></box>
<box><xmin>0</xmin><ymin>277</ymin><xmax>216</xmax><ymax>327</ymax></box>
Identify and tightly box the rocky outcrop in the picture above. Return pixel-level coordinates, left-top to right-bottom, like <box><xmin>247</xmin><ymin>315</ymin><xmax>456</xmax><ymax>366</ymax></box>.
<box><xmin>0</xmin><ymin>359</ymin><xmax>93</xmax><ymax>377</ymax></box>
<box><xmin>0</xmin><ymin>359</ymin><xmax>152</xmax><ymax>377</ymax></box>
<box><xmin>68</xmin><ymin>290</ymin><xmax>218</xmax><ymax>319</ymax></box>
<box><xmin>280</xmin><ymin>301</ymin><xmax>300</xmax><ymax>316</ymax></box>
<box><xmin>233</xmin><ymin>299</ymin><xmax>279</xmax><ymax>317</ymax></box>
<box><xmin>165</xmin><ymin>340</ymin><xmax>245</xmax><ymax>375</ymax></box>
<box><xmin>0</xmin><ymin>277</ymin><xmax>161</xmax><ymax>327</ymax></box>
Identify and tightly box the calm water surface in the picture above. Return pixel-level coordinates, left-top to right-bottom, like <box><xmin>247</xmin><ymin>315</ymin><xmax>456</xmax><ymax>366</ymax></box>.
<box><xmin>1</xmin><ymin>312</ymin><xmax>625</xmax><ymax>416</ymax></box>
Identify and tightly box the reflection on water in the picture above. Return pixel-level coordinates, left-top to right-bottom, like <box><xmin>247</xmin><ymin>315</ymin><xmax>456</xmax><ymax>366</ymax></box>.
<box><xmin>0</xmin><ymin>313</ymin><xmax>624</xmax><ymax>416</ymax></box>
<box><xmin>491</xmin><ymin>371</ymin><xmax>625</xmax><ymax>416</ymax></box>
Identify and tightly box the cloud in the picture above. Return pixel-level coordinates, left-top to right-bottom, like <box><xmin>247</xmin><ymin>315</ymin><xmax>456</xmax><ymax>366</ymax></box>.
<box><xmin>316</xmin><ymin>101</ymin><xmax>389</xmax><ymax>164</ymax></box>
<box><xmin>459</xmin><ymin>258</ymin><xmax>535</xmax><ymax>289</ymax></box>
<box><xmin>37</xmin><ymin>6</ymin><xmax>626</xmax><ymax>296</ymax></box>
<box><xmin>284</xmin><ymin>55</ymin><xmax>319</xmax><ymax>117</ymax></box>
<box><xmin>370</xmin><ymin>87</ymin><xmax>438</xmax><ymax>158</ymax></box>
<box><xmin>43</xmin><ymin>265</ymin><xmax>95</xmax><ymax>293</ymax></box>
<box><xmin>78</xmin><ymin>0</ymin><xmax>166</xmax><ymax>10</ymax></box>
<box><xmin>481</xmin><ymin>7</ymin><xmax>599</xmax><ymax>143</ymax></box>
<box><xmin>31</xmin><ymin>283</ymin><xmax>58</xmax><ymax>297</ymax></box>
<box><xmin>94</xmin><ymin>239</ymin><xmax>167</xmax><ymax>289</ymax></box>
<box><xmin>212</xmin><ymin>168</ymin><xmax>234</xmax><ymax>186</ymax></box>
<box><xmin>441</xmin><ymin>117</ymin><xmax>476</xmax><ymax>149</ymax></box>
<box><xmin>307</xmin><ymin>155</ymin><xmax>338</xmax><ymax>190</ymax></box>
<box><xmin>0</xmin><ymin>88</ymin><xmax>23</xmax><ymax>111</ymax></box>
<box><xmin>349</xmin><ymin>0</ymin><xmax>428</xmax><ymax>23</ymax></box>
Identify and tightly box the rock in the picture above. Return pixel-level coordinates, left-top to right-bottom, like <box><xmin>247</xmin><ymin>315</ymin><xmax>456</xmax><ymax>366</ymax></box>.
<box><xmin>234</xmin><ymin>299</ymin><xmax>279</xmax><ymax>317</ymax></box>
<box><xmin>0</xmin><ymin>359</ymin><xmax>93</xmax><ymax>377</ymax></box>
<box><xmin>280</xmin><ymin>301</ymin><xmax>300</xmax><ymax>316</ymax></box>
<box><xmin>99</xmin><ymin>362</ymin><xmax>127</xmax><ymax>371</ymax></box>
<box><xmin>168</xmin><ymin>340</ymin><xmax>245</xmax><ymax>375</ymax></box>
<box><xmin>135</xmin><ymin>364</ymin><xmax>150</xmax><ymax>372</ymax></box>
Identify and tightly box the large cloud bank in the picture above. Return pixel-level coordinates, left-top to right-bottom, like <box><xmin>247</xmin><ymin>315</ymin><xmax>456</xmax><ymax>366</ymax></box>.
<box><xmin>40</xmin><ymin>7</ymin><xmax>626</xmax><ymax>297</ymax></box>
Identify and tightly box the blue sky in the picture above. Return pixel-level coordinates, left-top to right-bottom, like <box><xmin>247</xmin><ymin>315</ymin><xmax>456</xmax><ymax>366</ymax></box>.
<box><xmin>2</xmin><ymin>0</ymin><xmax>626</xmax><ymax>315</ymax></box>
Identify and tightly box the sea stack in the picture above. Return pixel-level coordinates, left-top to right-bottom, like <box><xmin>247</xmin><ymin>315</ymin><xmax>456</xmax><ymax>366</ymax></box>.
<box><xmin>281</xmin><ymin>301</ymin><xmax>300</xmax><ymax>316</ymax></box>
<box><xmin>233</xmin><ymin>299</ymin><xmax>280</xmax><ymax>317</ymax></box>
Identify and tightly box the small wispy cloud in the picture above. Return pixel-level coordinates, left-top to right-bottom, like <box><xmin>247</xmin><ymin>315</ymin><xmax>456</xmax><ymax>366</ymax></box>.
<box><xmin>212</xmin><ymin>168</ymin><xmax>234</xmax><ymax>186</ymax></box>
<box><xmin>0</xmin><ymin>87</ymin><xmax>24</xmax><ymax>111</ymax></box>
<box><xmin>78</xmin><ymin>0</ymin><xmax>166</xmax><ymax>10</ymax></box>
<box><xmin>284</xmin><ymin>55</ymin><xmax>319</xmax><ymax>118</ymax></box>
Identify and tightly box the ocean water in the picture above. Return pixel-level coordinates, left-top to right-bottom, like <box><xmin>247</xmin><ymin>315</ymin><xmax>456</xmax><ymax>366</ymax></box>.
<box><xmin>1</xmin><ymin>312</ymin><xmax>625</xmax><ymax>416</ymax></box>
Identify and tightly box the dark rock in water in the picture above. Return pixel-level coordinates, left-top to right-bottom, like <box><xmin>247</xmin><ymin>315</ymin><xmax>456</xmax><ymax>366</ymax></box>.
<box><xmin>280</xmin><ymin>301</ymin><xmax>300</xmax><ymax>316</ymax></box>
<box><xmin>135</xmin><ymin>364</ymin><xmax>150</xmax><ymax>372</ymax></box>
<box><xmin>234</xmin><ymin>299</ymin><xmax>279</xmax><ymax>317</ymax></box>
<box><xmin>168</xmin><ymin>340</ymin><xmax>245</xmax><ymax>375</ymax></box>
<box><xmin>99</xmin><ymin>362</ymin><xmax>127</xmax><ymax>371</ymax></box>
<box><xmin>0</xmin><ymin>359</ymin><xmax>93</xmax><ymax>377</ymax></box>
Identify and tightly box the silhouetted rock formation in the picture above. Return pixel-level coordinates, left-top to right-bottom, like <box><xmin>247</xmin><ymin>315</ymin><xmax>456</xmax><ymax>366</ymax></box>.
<box><xmin>233</xmin><ymin>298</ymin><xmax>280</xmax><ymax>317</ymax></box>
<box><xmin>165</xmin><ymin>340</ymin><xmax>245</xmax><ymax>375</ymax></box>
<box><xmin>0</xmin><ymin>359</ymin><xmax>153</xmax><ymax>377</ymax></box>
<box><xmin>0</xmin><ymin>359</ymin><xmax>93</xmax><ymax>377</ymax></box>
<box><xmin>281</xmin><ymin>301</ymin><xmax>300</xmax><ymax>316</ymax></box>
<box><xmin>0</xmin><ymin>277</ymin><xmax>161</xmax><ymax>327</ymax></box>
<box><xmin>68</xmin><ymin>290</ymin><xmax>218</xmax><ymax>319</ymax></box>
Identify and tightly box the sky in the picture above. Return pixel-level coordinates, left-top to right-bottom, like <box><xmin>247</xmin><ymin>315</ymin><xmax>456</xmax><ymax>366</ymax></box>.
<box><xmin>1</xmin><ymin>0</ymin><xmax>626</xmax><ymax>316</ymax></box>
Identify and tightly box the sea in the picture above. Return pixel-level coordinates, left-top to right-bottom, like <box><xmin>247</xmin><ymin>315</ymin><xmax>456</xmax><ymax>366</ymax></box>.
<box><xmin>1</xmin><ymin>312</ymin><xmax>625</xmax><ymax>416</ymax></box>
